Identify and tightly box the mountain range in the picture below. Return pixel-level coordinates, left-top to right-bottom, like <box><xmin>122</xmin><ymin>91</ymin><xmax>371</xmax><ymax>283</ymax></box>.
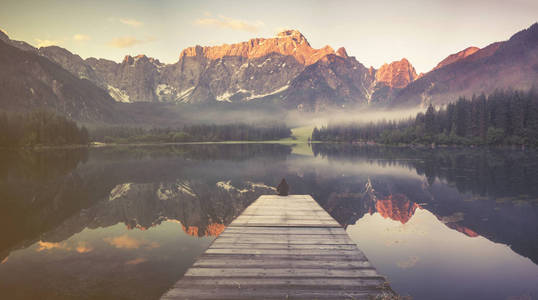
<box><xmin>0</xmin><ymin>23</ymin><xmax>536</xmax><ymax>122</ymax></box>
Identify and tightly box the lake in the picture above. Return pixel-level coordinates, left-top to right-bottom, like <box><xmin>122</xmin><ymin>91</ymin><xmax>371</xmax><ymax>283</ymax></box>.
<box><xmin>0</xmin><ymin>144</ymin><xmax>537</xmax><ymax>300</ymax></box>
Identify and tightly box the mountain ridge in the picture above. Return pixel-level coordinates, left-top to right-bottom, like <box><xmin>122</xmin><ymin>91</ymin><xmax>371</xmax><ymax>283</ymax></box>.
<box><xmin>0</xmin><ymin>23</ymin><xmax>536</xmax><ymax>120</ymax></box>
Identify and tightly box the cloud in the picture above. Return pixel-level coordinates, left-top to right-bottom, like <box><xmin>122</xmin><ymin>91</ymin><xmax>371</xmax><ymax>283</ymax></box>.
<box><xmin>120</xmin><ymin>18</ymin><xmax>143</xmax><ymax>27</ymax></box>
<box><xmin>76</xmin><ymin>242</ymin><xmax>94</xmax><ymax>253</ymax></box>
<box><xmin>195</xmin><ymin>15</ymin><xmax>264</xmax><ymax>33</ymax></box>
<box><xmin>104</xmin><ymin>235</ymin><xmax>160</xmax><ymax>249</ymax></box>
<box><xmin>34</xmin><ymin>38</ymin><xmax>61</xmax><ymax>48</ymax></box>
<box><xmin>107</xmin><ymin>36</ymin><xmax>156</xmax><ymax>48</ymax></box>
<box><xmin>125</xmin><ymin>257</ymin><xmax>147</xmax><ymax>265</ymax></box>
<box><xmin>0</xmin><ymin>28</ymin><xmax>8</xmax><ymax>36</ymax></box>
<box><xmin>73</xmin><ymin>34</ymin><xmax>90</xmax><ymax>42</ymax></box>
<box><xmin>396</xmin><ymin>256</ymin><xmax>419</xmax><ymax>269</ymax></box>
<box><xmin>108</xmin><ymin>37</ymin><xmax>141</xmax><ymax>48</ymax></box>
<box><xmin>104</xmin><ymin>235</ymin><xmax>142</xmax><ymax>249</ymax></box>
<box><xmin>36</xmin><ymin>241</ymin><xmax>70</xmax><ymax>251</ymax></box>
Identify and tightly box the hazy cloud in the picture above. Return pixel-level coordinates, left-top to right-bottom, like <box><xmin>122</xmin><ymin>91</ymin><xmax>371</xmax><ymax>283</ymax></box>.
<box><xmin>104</xmin><ymin>235</ymin><xmax>142</xmax><ymax>249</ymax></box>
<box><xmin>397</xmin><ymin>256</ymin><xmax>420</xmax><ymax>269</ymax></box>
<box><xmin>195</xmin><ymin>15</ymin><xmax>264</xmax><ymax>33</ymax></box>
<box><xmin>125</xmin><ymin>257</ymin><xmax>147</xmax><ymax>265</ymax></box>
<box><xmin>107</xmin><ymin>36</ymin><xmax>155</xmax><ymax>48</ymax></box>
<box><xmin>73</xmin><ymin>34</ymin><xmax>90</xmax><ymax>41</ymax></box>
<box><xmin>36</xmin><ymin>241</ymin><xmax>70</xmax><ymax>251</ymax></box>
<box><xmin>34</xmin><ymin>38</ymin><xmax>61</xmax><ymax>48</ymax></box>
<box><xmin>76</xmin><ymin>242</ymin><xmax>94</xmax><ymax>253</ymax></box>
<box><xmin>120</xmin><ymin>18</ymin><xmax>143</xmax><ymax>27</ymax></box>
<box><xmin>104</xmin><ymin>235</ymin><xmax>160</xmax><ymax>249</ymax></box>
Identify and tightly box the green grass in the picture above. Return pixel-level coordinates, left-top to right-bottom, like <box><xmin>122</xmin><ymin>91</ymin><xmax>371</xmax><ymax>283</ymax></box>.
<box><xmin>90</xmin><ymin>125</ymin><xmax>317</xmax><ymax>156</ymax></box>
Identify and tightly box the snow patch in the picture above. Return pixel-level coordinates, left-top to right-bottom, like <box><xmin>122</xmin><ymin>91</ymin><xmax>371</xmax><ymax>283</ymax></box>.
<box><xmin>177</xmin><ymin>182</ymin><xmax>196</xmax><ymax>197</ymax></box>
<box><xmin>155</xmin><ymin>84</ymin><xmax>178</xmax><ymax>101</ymax></box>
<box><xmin>215</xmin><ymin>85</ymin><xmax>289</xmax><ymax>103</ymax></box>
<box><xmin>246</xmin><ymin>181</ymin><xmax>276</xmax><ymax>191</ymax></box>
<box><xmin>216</xmin><ymin>181</ymin><xmax>248</xmax><ymax>193</ymax></box>
<box><xmin>257</xmin><ymin>58</ymin><xmax>272</xmax><ymax>68</ymax></box>
<box><xmin>217</xmin><ymin>180</ymin><xmax>276</xmax><ymax>194</ymax></box>
<box><xmin>109</xmin><ymin>183</ymin><xmax>132</xmax><ymax>201</ymax></box>
<box><xmin>244</xmin><ymin>85</ymin><xmax>289</xmax><ymax>101</ymax></box>
<box><xmin>216</xmin><ymin>91</ymin><xmax>233</xmax><ymax>102</ymax></box>
<box><xmin>176</xmin><ymin>86</ymin><xmax>195</xmax><ymax>102</ymax></box>
<box><xmin>107</xmin><ymin>85</ymin><xmax>131</xmax><ymax>103</ymax></box>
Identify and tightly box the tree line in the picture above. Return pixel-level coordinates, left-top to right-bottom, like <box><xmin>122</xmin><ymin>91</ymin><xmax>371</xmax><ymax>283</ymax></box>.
<box><xmin>0</xmin><ymin>110</ymin><xmax>89</xmax><ymax>147</ymax></box>
<box><xmin>90</xmin><ymin>123</ymin><xmax>292</xmax><ymax>143</ymax></box>
<box><xmin>312</xmin><ymin>89</ymin><xmax>538</xmax><ymax>146</ymax></box>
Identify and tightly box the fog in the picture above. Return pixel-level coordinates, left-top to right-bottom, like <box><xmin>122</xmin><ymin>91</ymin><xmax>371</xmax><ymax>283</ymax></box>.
<box><xmin>113</xmin><ymin>102</ymin><xmax>424</xmax><ymax>129</ymax></box>
<box><xmin>285</xmin><ymin>106</ymin><xmax>425</xmax><ymax>128</ymax></box>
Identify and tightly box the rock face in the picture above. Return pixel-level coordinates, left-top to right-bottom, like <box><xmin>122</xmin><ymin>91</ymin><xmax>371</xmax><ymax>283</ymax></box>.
<box><xmin>179</xmin><ymin>30</ymin><xmax>334</xmax><ymax>66</ymax></box>
<box><xmin>283</xmin><ymin>54</ymin><xmax>374</xmax><ymax>110</ymax></box>
<box><xmin>433</xmin><ymin>46</ymin><xmax>480</xmax><ymax>70</ymax></box>
<box><xmin>375</xmin><ymin>194</ymin><xmax>419</xmax><ymax>224</ymax></box>
<box><xmin>375</xmin><ymin>58</ymin><xmax>418</xmax><ymax>89</ymax></box>
<box><xmin>393</xmin><ymin>22</ymin><xmax>538</xmax><ymax>107</ymax></box>
<box><xmin>369</xmin><ymin>58</ymin><xmax>418</xmax><ymax>103</ymax></box>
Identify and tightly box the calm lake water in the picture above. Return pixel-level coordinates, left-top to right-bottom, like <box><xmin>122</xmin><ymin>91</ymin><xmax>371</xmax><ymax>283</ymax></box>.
<box><xmin>0</xmin><ymin>144</ymin><xmax>537</xmax><ymax>300</ymax></box>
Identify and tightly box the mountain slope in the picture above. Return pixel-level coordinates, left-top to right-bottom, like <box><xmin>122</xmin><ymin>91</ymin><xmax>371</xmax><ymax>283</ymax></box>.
<box><xmin>0</xmin><ymin>39</ymin><xmax>121</xmax><ymax>122</ymax></box>
<box><xmin>394</xmin><ymin>22</ymin><xmax>538</xmax><ymax>107</ymax></box>
<box><xmin>282</xmin><ymin>53</ymin><xmax>373</xmax><ymax>110</ymax></box>
<box><xmin>433</xmin><ymin>46</ymin><xmax>480</xmax><ymax>70</ymax></box>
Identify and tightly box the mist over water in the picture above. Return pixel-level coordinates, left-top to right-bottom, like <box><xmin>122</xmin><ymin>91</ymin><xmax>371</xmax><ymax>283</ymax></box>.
<box><xmin>0</xmin><ymin>144</ymin><xmax>537</xmax><ymax>300</ymax></box>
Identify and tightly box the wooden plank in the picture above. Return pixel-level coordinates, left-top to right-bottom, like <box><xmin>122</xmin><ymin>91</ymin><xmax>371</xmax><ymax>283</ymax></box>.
<box><xmin>160</xmin><ymin>195</ymin><xmax>395</xmax><ymax>299</ymax></box>
<box><xmin>206</xmin><ymin>247</ymin><xmax>361</xmax><ymax>254</ymax></box>
<box><xmin>220</xmin><ymin>227</ymin><xmax>348</xmax><ymax>235</ymax></box>
<box><xmin>193</xmin><ymin>258</ymin><xmax>373</xmax><ymax>269</ymax></box>
<box><xmin>172</xmin><ymin>277</ymin><xmax>386</xmax><ymax>288</ymax></box>
<box><xmin>185</xmin><ymin>267</ymin><xmax>381</xmax><ymax>277</ymax></box>
<box><xmin>199</xmin><ymin>253</ymin><xmax>370</xmax><ymax>261</ymax></box>
<box><xmin>209</xmin><ymin>243</ymin><xmax>359</xmax><ymax>250</ymax></box>
<box><xmin>211</xmin><ymin>240</ymin><xmax>356</xmax><ymax>247</ymax></box>
<box><xmin>162</xmin><ymin>286</ymin><xmax>389</xmax><ymax>300</ymax></box>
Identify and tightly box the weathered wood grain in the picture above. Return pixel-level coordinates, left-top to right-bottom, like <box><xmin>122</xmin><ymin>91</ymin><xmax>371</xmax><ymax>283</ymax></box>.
<box><xmin>161</xmin><ymin>194</ymin><xmax>395</xmax><ymax>299</ymax></box>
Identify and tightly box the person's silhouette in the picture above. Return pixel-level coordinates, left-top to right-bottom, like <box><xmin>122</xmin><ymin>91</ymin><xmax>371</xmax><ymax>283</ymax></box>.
<box><xmin>277</xmin><ymin>178</ymin><xmax>289</xmax><ymax>196</ymax></box>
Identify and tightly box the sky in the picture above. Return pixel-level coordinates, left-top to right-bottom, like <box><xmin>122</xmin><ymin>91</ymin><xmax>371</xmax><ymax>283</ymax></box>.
<box><xmin>1</xmin><ymin>0</ymin><xmax>537</xmax><ymax>73</ymax></box>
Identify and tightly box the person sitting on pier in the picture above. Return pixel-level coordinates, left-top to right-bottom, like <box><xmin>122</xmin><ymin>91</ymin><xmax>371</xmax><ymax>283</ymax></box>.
<box><xmin>277</xmin><ymin>178</ymin><xmax>289</xmax><ymax>196</ymax></box>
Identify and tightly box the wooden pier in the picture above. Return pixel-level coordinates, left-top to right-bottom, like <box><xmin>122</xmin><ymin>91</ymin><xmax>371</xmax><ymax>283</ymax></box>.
<box><xmin>161</xmin><ymin>195</ymin><xmax>395</xmax><ymax>299</ymax></box>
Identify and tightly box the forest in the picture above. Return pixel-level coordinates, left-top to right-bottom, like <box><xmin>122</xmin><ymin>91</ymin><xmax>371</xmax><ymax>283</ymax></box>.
<box><xmin>90</xmin><ymin>123</ymin><xmax>292</xmax><ymax>143</ymax></box>
<box><xmin>0</xmin><ymin>110</ymin><xmax>89</xmax><ymax>147</ymax></box>
<box><xmin>312</xmin><ymin>90</ymin><xmax>538</xmax><ymax>146</ymax></box>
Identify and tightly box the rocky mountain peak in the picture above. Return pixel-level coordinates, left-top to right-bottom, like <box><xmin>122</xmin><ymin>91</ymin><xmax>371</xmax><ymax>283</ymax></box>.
<box><xmin>375</xmin><ymin>194</ymin><xmax>419</xmax><ymax>224</ymax></box>
<box><xmin>375</xmin><ymin>58</ymin><xmax>418</xmax><ymax>89</ymax></box>
<box><xmin>276</xmin><ymin>29</ymin><xmax>309</xmax><ymax>45</ymax></box>
<box><xmin>178</xmin><ymin>29</ymin><xmax>334</xmax><ymax>66</ymax></box>
<box><xmin>121</xmin><ymin>54</ymin><xmax>160</xmax><ymax>66</ymax></box>
<box><xmin>122</xmin><ymin>55</ymin><xmax>134</xmax><ymax>64</ymax></box>
<box><xmin>433</xmin><ymin>46</ymin><xmax>480</xmax><ymax>70</ymax></box>
<box><xmin>336</xmin><ymin>47</ymin><xmax>349</xmax><ymax>58</ymax></box>
<box><xmin>0</xmin><ymin>29</ymin><xmax>8</xmax><ymax>41</ymax></box>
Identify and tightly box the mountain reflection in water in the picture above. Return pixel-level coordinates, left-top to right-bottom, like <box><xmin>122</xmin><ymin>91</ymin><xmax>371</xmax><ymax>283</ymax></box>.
<box><xmin>0</xmin><ymin>144</ymin><xmax>537</xmax><ymax>300</ymax></box>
